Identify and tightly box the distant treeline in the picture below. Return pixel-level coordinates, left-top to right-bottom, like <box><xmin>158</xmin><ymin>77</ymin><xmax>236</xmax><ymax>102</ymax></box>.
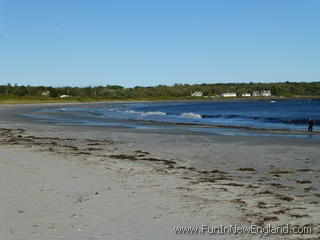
<box><xmin>0</xmin><ymin>82</ymin><xmax>319</xmax><ymax>99</ymax></box>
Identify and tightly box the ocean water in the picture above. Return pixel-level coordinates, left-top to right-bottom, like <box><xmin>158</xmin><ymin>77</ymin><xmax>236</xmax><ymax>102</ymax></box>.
<box><xmin>34</xmin><ymin>99</ymin><xmax>320</xmax><ymax>138</ymax></box>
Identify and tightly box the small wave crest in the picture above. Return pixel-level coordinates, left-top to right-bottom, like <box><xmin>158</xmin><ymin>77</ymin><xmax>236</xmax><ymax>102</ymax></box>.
<box><xmin>123</xmin><ymin>110</ymin><xmax>140</xmax><ymax>114</ymax></box>
<box><xmin>141</xmin><ymin>111</ymin><xmax>167</xmax><ymax>116</ymax></box>
<box><xmin>123</xmin><ymin>110</ymin><xmax>167</xmax><ymax>116</ymax></box>
<box><xmin>181</xmin><ymin>112</ymin><xmax>202</xmax><ymax>118</ymax></box>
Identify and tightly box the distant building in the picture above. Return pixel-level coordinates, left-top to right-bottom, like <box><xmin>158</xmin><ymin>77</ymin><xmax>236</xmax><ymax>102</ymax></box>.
<box><xmin>60</xmin><ymin>95</ymin><xmax>71</xmax><ymax>98</ymax></box>
<box><xmin>252</xmin><ymin>91</ymin><xmax>260</xmax><ymax>97</ymax></box>
<box><xmin>191</xmin><ymin>91</ymin><xmax>203</xmax><ymax>97</ymax></box>
<box><xmin>221</xmin><ymin>93</ymin><xmax>237</xmax><ymax>97</ymax></box>
<box><xmin>261</xmin><ymin>90</ymin><xmax>271</xmax><ymax>97</ymax></box>
<box><xmin>241</xmin><ymin>93</ymin><xmax>251</xmax><ymax>97</ymax></box>
<box><xmin>41</xmin><ymin>90</ymin><xmax>50</xmax><ymax>96</ymax></box>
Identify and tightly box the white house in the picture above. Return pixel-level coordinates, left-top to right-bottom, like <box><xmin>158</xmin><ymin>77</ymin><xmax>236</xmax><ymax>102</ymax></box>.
<box><xmin>252</xmin><ymin>91</ymin><xmax>260</xmax><ymax>97</ymax></box>
<box><xmin>261</xmin><ymin>90</ymin><xmax>271</xmax><ymax>97</ymax></box>
<box><xmin>241</xmin><ymin>93</ymin><xmax>251</xmax><ymax>97</ymax></box>
<box><xmin>221</xmin><ymin>93</ymin><xmax>237</xmax><ymax>97</ymax></box>
<box><xmin>191</xmin><ymin>91</ymin><xmax>203</xmax><ymax>97</ymax></box>
<box><xmin>41</xmin><ymin>90</ymin><xmax>50</xmax><ymax>96</ymax></box>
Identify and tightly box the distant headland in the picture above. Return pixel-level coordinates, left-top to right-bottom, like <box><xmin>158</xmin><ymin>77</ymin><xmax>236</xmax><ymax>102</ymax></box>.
<box><xmin>0</xmin><ymin>81</ymin><xmax>319</xmax><ymax>103</ymax></box>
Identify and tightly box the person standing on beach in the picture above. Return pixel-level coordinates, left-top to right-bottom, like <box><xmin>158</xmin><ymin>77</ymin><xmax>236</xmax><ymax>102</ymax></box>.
<box><xmin>308</xmin><ymin>118</ymin><xmax>314</xmax><ymax>132</ymax></box>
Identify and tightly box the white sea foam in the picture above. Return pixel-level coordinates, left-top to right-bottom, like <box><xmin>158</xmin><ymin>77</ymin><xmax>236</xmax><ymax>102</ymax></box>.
<box><xmin>122</xmin><ymin>110</ymin><xmax>167</xmax><ymax>116</ymax></box>
<box><xmin>181</xmin><ymin>112</ymin><xmax>202</xmax><ymax>118</ymax></box>
<box><xmin>124</xmin><ymin>110</ymin><xmax>140</xmax><ymax>114</ymax></box>
<box><xmin>141</xmin><ymin>111</ymin><xmax>167</xmax><ymax>116</ymax></box>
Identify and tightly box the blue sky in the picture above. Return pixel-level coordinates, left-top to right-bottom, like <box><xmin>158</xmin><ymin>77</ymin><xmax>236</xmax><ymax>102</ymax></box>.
<box><xmin>0</xmin><ymin>0</ymin><xmax>319</xmax><ymax>87</ymax></box>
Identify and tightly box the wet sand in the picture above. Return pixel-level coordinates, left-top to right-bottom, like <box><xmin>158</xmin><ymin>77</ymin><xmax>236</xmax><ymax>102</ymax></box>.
<box><xmin>0</xmin><ymin>103</ymin><xmax>319</xmax><ymax>240</ymax></box>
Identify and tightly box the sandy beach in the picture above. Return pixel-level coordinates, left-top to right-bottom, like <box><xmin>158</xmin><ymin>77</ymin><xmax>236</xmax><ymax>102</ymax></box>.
<box><xmin>0</xmin><ymin>103</ymin><xmax>319</xmax><ymax>240</ymax></box>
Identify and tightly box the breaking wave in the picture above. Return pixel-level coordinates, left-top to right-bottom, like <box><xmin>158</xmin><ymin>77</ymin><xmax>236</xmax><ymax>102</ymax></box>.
<box><xmin>180</xmin><ymin>112</ymin><xmax>202</xmax><ymax>118</ymax></box>
<box><xmin>141</xmin><ymin>111</ymin><xmax>167</xmax><ymax>116</ymax></box>
<box><xmin>122</xmin><ymin>110</ymin><xmax>167</xmax><ymax>116</ymax></box>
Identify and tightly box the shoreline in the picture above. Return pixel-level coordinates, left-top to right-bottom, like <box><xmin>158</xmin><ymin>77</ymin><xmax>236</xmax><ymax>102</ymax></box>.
<box><xmin>17</xmin><ymin>101</ymin><xmax>320</xmax><ymax>139</ymax></box>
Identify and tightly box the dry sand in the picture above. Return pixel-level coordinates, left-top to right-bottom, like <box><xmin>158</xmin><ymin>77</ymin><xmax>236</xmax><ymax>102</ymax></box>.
<box><xmin>0</xmin><ymin>103</ymin><xmax>319</xmax><ymax>240</ymax></box>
